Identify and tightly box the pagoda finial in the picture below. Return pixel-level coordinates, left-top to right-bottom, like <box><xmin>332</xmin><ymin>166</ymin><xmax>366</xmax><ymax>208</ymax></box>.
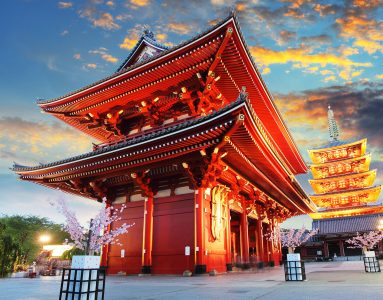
<box><xmin>143</xmin><ymin>25</ymin><xmax>155</xmax><ymax>40</ymax></box>
<box><xmin>327</xmin><ymin>105</ymin><xmax>340</xmax><ymax>141</ymax></box>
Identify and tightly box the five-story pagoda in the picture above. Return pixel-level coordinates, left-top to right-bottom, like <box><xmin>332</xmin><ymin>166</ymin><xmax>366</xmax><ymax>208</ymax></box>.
<box><xmin>307</xmin><ymin>106</ymin><xmax>383</xmax><ymax>258</ymax></box>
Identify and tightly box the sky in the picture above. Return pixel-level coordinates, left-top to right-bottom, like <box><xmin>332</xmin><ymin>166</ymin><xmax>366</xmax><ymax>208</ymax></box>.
<box><xmin>0</xmin><ymin>0</ymin><xmax>382</xmax><ymax>228</ymax></box>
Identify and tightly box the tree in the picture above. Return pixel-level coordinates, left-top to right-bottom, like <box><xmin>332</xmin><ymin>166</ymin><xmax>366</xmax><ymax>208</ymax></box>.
<box><xmin>0</xmin><ymin>216</ymin><xmax>68</xmax><ymax>277</ymax></box>
<box><xmin>51</xmin><ymin>197</ymin><xmax>132</xmax><ymax>254</ymax></box>
<box><xmin>268</xmin><ymin>226</ymin><xmax>318</xmax><ymax>253</ymax></box>
<box><xmin>346</xmin><ymin>231</ymin><xmax>383</xmax><ymax>253</ymax></box>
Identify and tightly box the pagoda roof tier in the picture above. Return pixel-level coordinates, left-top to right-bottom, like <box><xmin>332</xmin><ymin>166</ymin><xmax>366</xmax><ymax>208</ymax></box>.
<box><xmin>310</xmin><ymin>153</ymin><xmax>371</xmax><ymax>179</ymax></box>
<box><xmin>308</xmin><ymin>138</ymin><xmax>366</xmax><ymax>164</ymax></box>
<box><xmin>13</xmin><ymin>95</ymin><xmax>314</xmax><ymax>214</ymax></box>
<box><xmin>312</xmin><ymin>212</ymin><xmax>383</xmax><ymax>234</ymax></box>
<box><xmin>34</xmin><ymin>14</ymin><xmax>306</xmax><ymax>175</ymax></box>
<box><xmin>309</xmin><ymin>169</ymin><xmax>377</xmax><ymax>194</ymax></box>
<box><xmin>310</xmin><ymin>205</ymin><xmax>383</xmax><ymax>220</ymax></box>
<box><xmin>309</xmin><ymin>185</ymin><xmax>381</xmax><ymax>208</ymax></box>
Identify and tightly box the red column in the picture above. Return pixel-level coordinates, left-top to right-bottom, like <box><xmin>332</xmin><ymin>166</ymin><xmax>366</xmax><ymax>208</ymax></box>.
<box><xmin>323</xmin><ymin>240</ymin><xmax>329</xmax><ymax>258</ymax></box>
<box><xmin>141</xmin><ymin>195</ymin><xmax>154</xmax><ymax>274</ymax></box>
<box><xmin>256</xmin><ymin>220</ymin><xmax>264</xmax><ymax>264</ymax></box>
<box><xmin>339</xmin><ymin>240</ymin><xmax>345</xmax><ymax>256</ymax></box>
<box><xmin>225</xmin><ymin>200</ymin><xmax>232</xmax><ymax>271</ymax></box>
<box><xmin>240</xmin><ymin>209</ymin><xmax>250</xmax><ymax>268</ymax></box>
<box><xmin>101</xmin><ymin>201</ymin><xmax>111</xmax><ymax>268</ymax></box>
<box><xmin>195</xmin><ymin>188</ymin><xmax>206</xmax><ymax>274</ymax></box>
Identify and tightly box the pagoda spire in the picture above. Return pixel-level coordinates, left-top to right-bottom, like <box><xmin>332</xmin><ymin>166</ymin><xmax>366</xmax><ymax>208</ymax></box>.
<box><xmin>327</xmin><ymin>105</ymin><xmax>340</xmax><ymax>141</ymax></box>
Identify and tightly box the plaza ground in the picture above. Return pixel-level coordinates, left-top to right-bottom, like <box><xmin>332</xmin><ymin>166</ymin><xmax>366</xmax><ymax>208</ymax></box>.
<box><xmin>1</xmin><ymin>261</ymin><xmax>383</xmax><ymax>300</ymax></box>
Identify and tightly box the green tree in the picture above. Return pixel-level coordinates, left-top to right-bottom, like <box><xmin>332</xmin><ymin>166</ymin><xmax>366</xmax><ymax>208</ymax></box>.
<box><xmin>0</xmin><ymin>215</ymin><xmax>69</xmax><ymax>277</ymax></box>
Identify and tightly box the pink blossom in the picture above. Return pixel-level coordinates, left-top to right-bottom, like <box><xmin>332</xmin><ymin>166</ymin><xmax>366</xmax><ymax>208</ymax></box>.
<box><xmin>346</xmin><ymin>231</ymin><xmax>383</xmax><ymax>250</ymax></box>
<box><xmin>51</xmin><ymin>197</ymin><xmax>133</xmax><ymax>254</ymax></box>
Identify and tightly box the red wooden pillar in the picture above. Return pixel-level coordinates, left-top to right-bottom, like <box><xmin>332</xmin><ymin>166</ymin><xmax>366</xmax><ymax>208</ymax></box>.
<box><xmin>101</xmin><ymin>201</ymin><xmax>111</xmax><ymax>268</ymax></box>
<box><xmin>240</xmin><ymin>209</ymin><xmax>250</xmax><ymax>268</ymax></box>
<box><xmin>263</xmin><ymin>223</ymin><xmax>270</xmax><ymax>263</ymax></box>
<box><xmin>141</xmin><ymin>195</ymin><xmax>154</xmax><ymax>274</ymax></box>
<box><xmin>323</xmin><ymin>240</ymin><xmax>329</xmax><ymax>258</ymax></box>
<box><xmin>195</xmin><ymin>188</ymin><xmax>206</xmax><ymax>274</ymax></box>
<box><xmin>339</xmin><ymin>240</ymin><xmax>345</xmax><ymax>257</ymax></box>
<box><xmin>225</xmin><ymin>200</ymin><xmax>233</xmax><ymax>271</ymax></box>
<box><xmin>256</xmin><ymin>220</ymin><xmax>264</xmax><ymax>264</ymax></box>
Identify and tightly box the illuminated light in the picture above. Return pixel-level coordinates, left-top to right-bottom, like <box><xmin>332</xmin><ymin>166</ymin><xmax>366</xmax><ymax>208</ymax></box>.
<box><xmin>181</xmin><ymin>87</ymin><xmax>187</xmax><ymax>93</ymax></box>
<box><xmin>144</xmin><ymin>169</ymin><xmax>150</xmax><ymax>174</ymax></box>
<box><xmin>88</xmin><ymin>112</ymin><xmax>94</xmax><ymax>118</ymax></box>
<box><xmin>39</xmin><ymin>234</ymin><xmax>51</xmax><ymax>244</ymax></box>
<box><xmin>173</xmin><ymin>91</ymin><xmax>178</xmax><ymax>95</ymax></box>
<box><xmin>131</xmin><ymin>173</ymin><xmax>137</xmax><ymax>179</ymax></box>
<box><xmin>118</xmin><ymin>110</ymin><xmax>124</xmax><ymax>115</ymax></box>
<box><xmin>84</xmin><ymin>116</ymin><xmax>90</xmax><ymax>120</ymax></box>
<box><xmin>153</xmin><ymin>97</ymin><xmax>159</xmax><ymax>103</ymax></box>
<box><xmin>200</xmin><ymin>149</ymin><xmax>206</xmax><ymax>156</ymax></box>
<box><xmin>182</xmin><ymin>162</ymin><xmax>189</xmax><ymax>169</ymax></box>
<box><xmin>216</xmin><ymin>93</ymin><xmax>222</xmax><ymax>99</ymax></box>
<box><xmin>213</xmin><ymin>147</ymin><xmax>219</xmax><ymax>154</ymax></box>
<box><xmin>223</xmin><ymin>166</ymin><xmax>228</xmax><ymax>171</ymax></box>
<box><xmin>196</xmin><ymin>72</ymin><xmax>202</xmax><ymax>79</ymax></box>
<box><xmin>236</xmin><ymin>175</ymin><xmax>241</xmax><ymax>180</ymax></box>
<box><xmin>245</xmin><ymin>181</ymin><xmax>249</xmax><ymax>186</ymax></box>
<box><xmin>107</xmin><ymin>113</ymin><xmax>112</xmax><ymax>119</ymax></box>
<box><xmin>220</xmin><ymin>152</ymin><xmax>228</xmax><ymax>158</ymax></box>
<box><xmin>141</xmin><ymin>101</ymin><xmax>147</xmax><ymax>107</ymax></box>
<box><xmin>214</xmin><ymin>76</ymin><xmax>221</xmax><ymax>82</ymax></box>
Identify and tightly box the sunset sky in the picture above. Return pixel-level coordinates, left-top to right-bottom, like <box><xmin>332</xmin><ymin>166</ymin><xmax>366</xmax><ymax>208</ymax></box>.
<box><xmin>1</xmin><ymin>0</ymin><xmax>382</xmax><ymax>227</ymax></box>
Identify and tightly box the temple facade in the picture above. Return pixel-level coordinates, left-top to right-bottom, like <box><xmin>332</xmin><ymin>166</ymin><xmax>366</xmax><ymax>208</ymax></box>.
<box><xmin>304</xmin><ymin>106</ymin><xmax>383</xmax><ymax>259</ymax></box>
<box><xmin>13</xmin><ymin>15</ymin><xmax>315</xmax><ymax>274</ymax></box>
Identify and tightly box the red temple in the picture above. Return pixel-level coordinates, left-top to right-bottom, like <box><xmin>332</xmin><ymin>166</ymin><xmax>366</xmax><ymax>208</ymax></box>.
<box><xmin>13</xmin><ymin>14</ymin><xmax>315</xmax><ymax>274</ymax></box>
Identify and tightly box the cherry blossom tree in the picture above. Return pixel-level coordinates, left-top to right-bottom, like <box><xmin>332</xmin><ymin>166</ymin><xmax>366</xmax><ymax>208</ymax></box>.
<box><xmin>268</xmin><ymin>226</ymin><xmax>318</xmax><ymax>253</ymax></box>
<box><xmin>51</xmin><ymin>197</ymin><xmax>132</xmax><ymax>254</ymax></box>
<box><xmin>346</xmin><ymin>231</ymin><xmax>383</xmax><ymax>253</ymax></box>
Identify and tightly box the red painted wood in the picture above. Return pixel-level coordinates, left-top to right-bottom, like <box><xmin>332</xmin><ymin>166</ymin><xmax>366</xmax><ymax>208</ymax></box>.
<box><xmin>240</xmin><ymin>211</ymin><xmax>250</xmax><ymax>265</ymax></box>
<box><xmin>142</xmin><ymin>195</ymin><xmax>154</xmax><ymax>267</ymax></box>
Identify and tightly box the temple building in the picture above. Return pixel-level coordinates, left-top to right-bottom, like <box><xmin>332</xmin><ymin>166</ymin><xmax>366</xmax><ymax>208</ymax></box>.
<box><xmin>12</xmin><ymin>14</ymin><xmax>315</xmax><ymax>275</ymax></box>
<box><xmin>304</xmin><ymin>106</ymin><xmax>383</xmax><ymax>258</ymax></box>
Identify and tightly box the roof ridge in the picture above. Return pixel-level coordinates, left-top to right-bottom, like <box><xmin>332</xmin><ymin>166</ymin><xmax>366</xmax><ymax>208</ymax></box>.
<box><xmin>37</xmin><ymin>13</ymin><xmax>236</xmax><ymax>106</ymax></box>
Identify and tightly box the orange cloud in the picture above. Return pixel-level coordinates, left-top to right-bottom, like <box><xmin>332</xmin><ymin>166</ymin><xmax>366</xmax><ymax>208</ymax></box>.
<box><xmin>93</xmin><ymin>13</ymin><xmax>120</xmax><ymax>30</ymax></box>
<box><xmin>130</xmin><ymin>0</ymin><xmax>150</xmax><ymax>7</ymax></box>
<box><xmin>58</xmin><ymin>2</ymin><xmax>72</xmax><ymax>9</ymax></box>
<box><xmin>249</xmin><ymin>46</ymin><xmax>371</xmax><ymax>68</ymax></box>
<box><xmin>376</xmin><ymin>74</ymin><xmax>383</xmax><ymax>79</ymax></box>
<box><xmin>120</xmin><ymin>36</ymin><xmax>138</xmax><ymax>50</ymax></box>
<box><xmin>336</xmin><ymin>15</ymin><xmax>383</xmax><ymax>54</ymax></box>
<box><xmin>85</xmin><ymin>63</ymin><xmax>97</xmax><ymax>69</ymax></box>
<box><xmin>73</xmin><ymin>53</ymin><xmax>81</xmax><ymax>60</ymax></box>
<box><xmin>352</xmin><ymin>0</ymin><xmax>382</xmax><ymax>9</ymax></box>
<box><xmin>89</xmin><ymin>48</ymin><xmax>118</xmax><ymax>64</ymax></box>
<box><xmin>167</xmin><ymin>23</ymin><xmax>193</xmax><ymax>35</ymax></box>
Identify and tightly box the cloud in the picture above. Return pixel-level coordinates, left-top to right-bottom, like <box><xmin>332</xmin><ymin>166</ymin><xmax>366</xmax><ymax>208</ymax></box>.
<box><xmin>376</xmin><ymin>74</ymin><xmax>383</xmax><ymax>79</ymax></box>
<box><xmin>274</xmin><ymin>81</ymin><xmax>383</xmax><ymax>155</ymax></box>
<box><xmin>278</xmin><ymin>30</ymin><xmax>296</xmax><ymax>45</ymax></box>
<box><xmin>167</xmin><ymin>22</ymin><xmax>193</xmax><ymax>35</ymax></box>
<box><xmin>335</xmin><ymin>13</ymin><xmax>383</xmax><ymax>54</ymax></box>
<box><xmin>93</xmin><ymin>12</ymin><xmax>120</xmax><ymax>30</ymax></box>
<box><xmin>89</xmin><ymin>48</ymin><xmax>118</xmax><ymax>63</ymax></box>
<box><xmin>0</xmin><ymin>117</ymin><xmax>93</xmax><ymax>170</ymax></box>
<box><xmin>300</xmin><ymin>34</ymin><xmax>332</xmax><ymax>45</ymax></box>
<box><xmin>85</xmin><ymin>63</ymin><xmax>97</xmax><ymax>69</ymax></box>
<box><xmin>106</xmin><ymin>1</ymin><xmax>114</xmax><ymax>6</ymax></box>
<box><xmin>58</xmin><ymin>2</ymin><xmax>73</xmax><ymax>9</ymax></box>
<box><xmin>249</xmin><ymin>45</ymin><xmax>371</xmax><ymax>69</ymax></box>
<box><xmin>79</xmin><ymin>8</ymin><xmax>120</xmax><ymax>30</ymax></box>
<box><xmin>313</xmin><ymin>3</ymin><xmax>341</xmax><ymax>17</ymax></box>
<box><xmin>130</xmin><ymin>0</ymin><xmax>150</xmax><ymax>7</ymax></box>
<box><xmin>73</xmin><ymin>53</ymin><xmax>81</xmax><ymax>60</ymax></box>
<box><xmin>61</xmin><ymin>30</ymin><xmax>69</xmax><ymax>36</ymax></box>
<box><xmin>352</xmin><ymin>0</ymin><xmax>382</xmax><ymax>9</ymax></box>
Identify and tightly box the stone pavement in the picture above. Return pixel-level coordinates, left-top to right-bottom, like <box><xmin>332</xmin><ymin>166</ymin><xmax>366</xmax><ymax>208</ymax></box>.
<box><xmin>1</xmin><ymin>261</ymin><xmax>383</xmax><ymax>300</ymax></box>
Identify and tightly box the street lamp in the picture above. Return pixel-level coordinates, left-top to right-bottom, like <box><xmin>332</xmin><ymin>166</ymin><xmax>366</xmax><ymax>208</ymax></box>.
<box><xmin>39</xmin><ymin>234</ymin><xmax>51</xmax><ymax>244</ymax></box>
